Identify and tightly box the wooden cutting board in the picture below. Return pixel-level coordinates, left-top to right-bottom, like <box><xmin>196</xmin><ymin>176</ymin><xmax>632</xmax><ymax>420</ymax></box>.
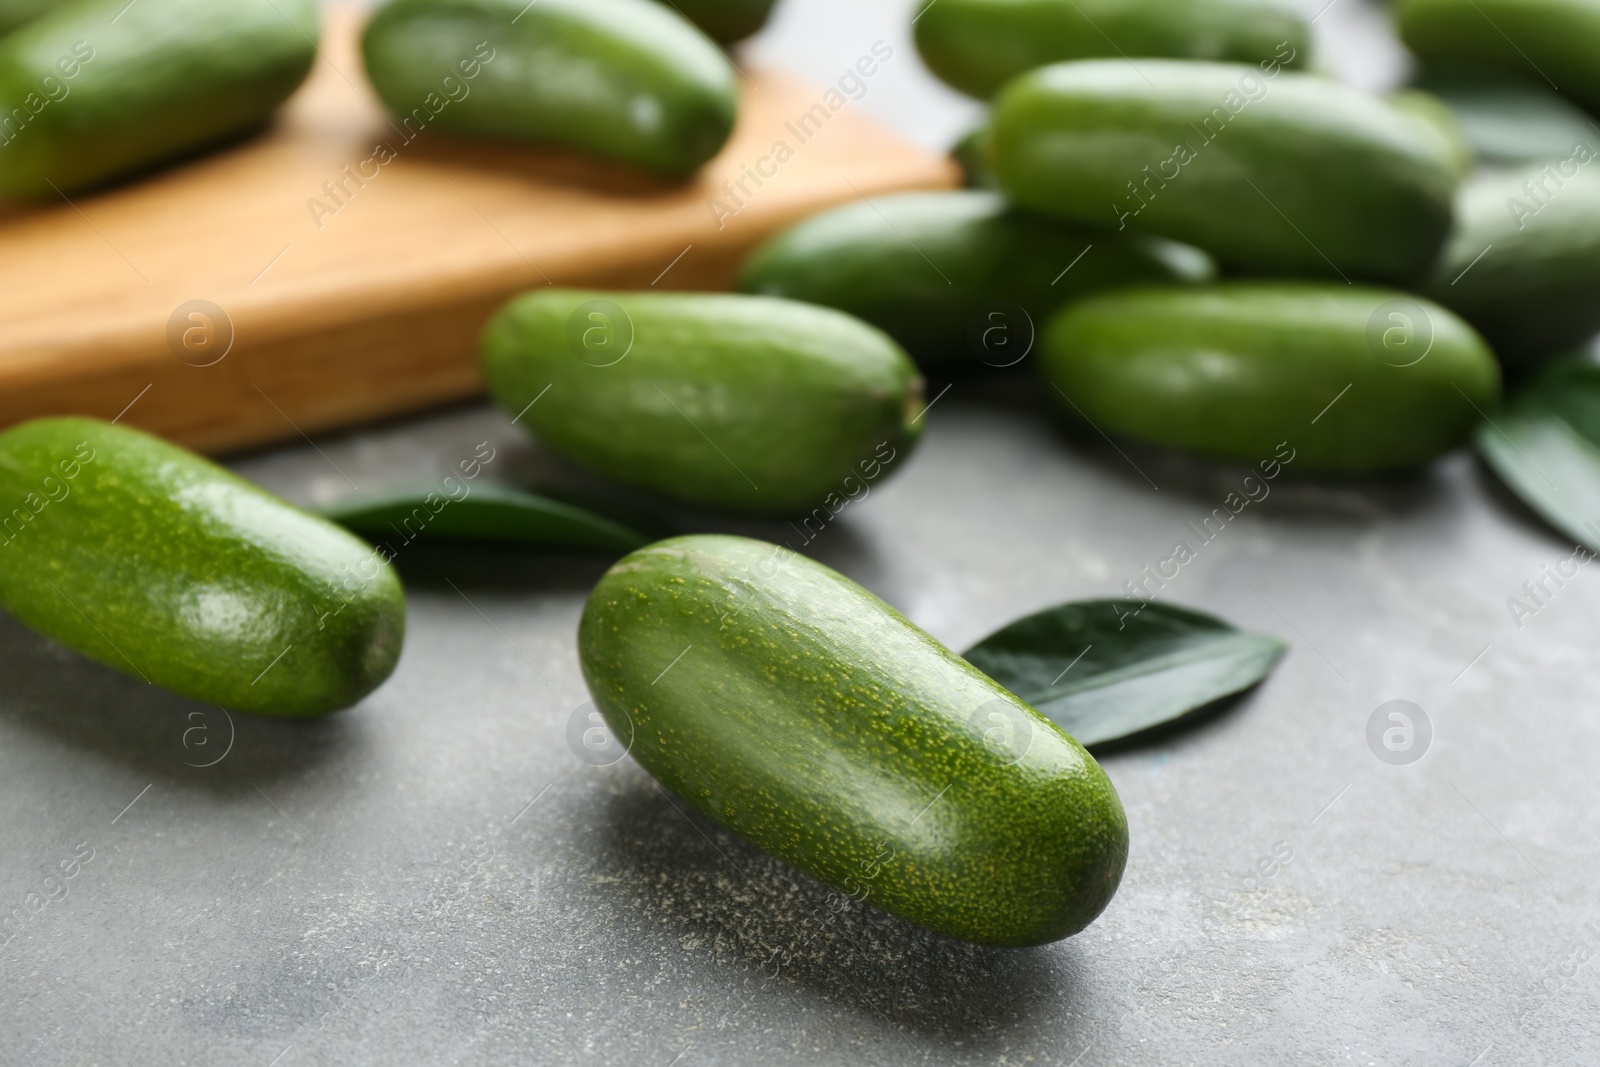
<box><xmin>0</xmin><ymin>8</ymin><xmax>956</xmax><ymax>454</ymax></box>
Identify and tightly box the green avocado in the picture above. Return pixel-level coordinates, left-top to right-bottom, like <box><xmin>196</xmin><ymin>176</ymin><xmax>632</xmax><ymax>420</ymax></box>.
<box><xmin>1386</xmin><ymin>88</ymin><xmax>1475</xmax><ymax>178</ymax></box>
<box><xmin>652</xmin><ymin>0</ymin><xmax>776</xmax><ymax>42</ymax></box>
<box><xmin>362</xmin><ymin>0</ymin><xmax>738</xmax><ymax>177</ymax></box>
<box><xmin>1425</xmin><ymin>163</ymin><xmax>1600</xmax><ymax>374</ymax></box>
<box><xmin>990</xmin><ymin>60</ymin><xmax>1460</xmax><ymax>283</ymax></box>
<box><xmin>1397</xmin><ymin>0</ymin><xmax>1600</xmax><ymax>116</ymax></box>
<box><xmin>579</xmin><ymin>534</ymin><xmax>1129</xmax><ymax>946</ymax></box>
<box><xmin>0</xmin><ymin>0</ymin><xmax>318</xmax><ymax>198</ymax></box>
<box><xmin>481</xmin><ymin>289</ymin><xmax>925</xmax><ymax>513</ymax></box>
<box><xmin>1040</xmin><ymin>283</ymin><xmax>1502</xmax><ymax>472</ymax></box>
<box><xmin>735</xmin><ymin>190</ymin><xmax>1214</xmax><ymax>368</ymax></box>
<box><xmin>950</xmin><ymin>124</ymin><xmax>998</xmax><ymax>189</ymax></box>
<box><xmin>0</xmin><ymin>419</ymin><xmax>406</xmax><ymax>716</ymax></box>
<box><xmin>0</xmin><ymin>0</ymin><xmax>51</xmax><ymax>36</ymax></box>
<box><xmin>915</xmin><ymin>0</ymin><xmax>1310</xmax><ymax>99</ymax></box>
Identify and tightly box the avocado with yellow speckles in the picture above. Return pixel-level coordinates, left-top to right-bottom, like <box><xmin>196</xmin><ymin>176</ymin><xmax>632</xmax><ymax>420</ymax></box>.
<box><xmin>0</xmin><ymin>418</ymin><xmax>406</xmax><ymax>716</ymax></box>
<box><xmin>578</xmin><ymin>534</ymin><xmax>1129</xmax><ymax>946</ymax></box>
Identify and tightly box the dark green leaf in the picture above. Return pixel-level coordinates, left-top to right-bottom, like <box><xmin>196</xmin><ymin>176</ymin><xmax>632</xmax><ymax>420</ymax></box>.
<box><xmin>318</xmin><ymin>483</ymin><xmax>655</xmax><ymax>554</ymax></box>
<box><xmin>963</xmin><ymin>600</ymin><xmax>1287</xmax><ymax>746</ymax></box>
<box><xmin>1412</xmin><ymin>65</ymin><xmax>1598</xmax><ymax>165</ymax></box>
<box><xmin>1475</xmin><ymin>354</ymin><xmax>1600</xmax><ymax>551</ymax></box>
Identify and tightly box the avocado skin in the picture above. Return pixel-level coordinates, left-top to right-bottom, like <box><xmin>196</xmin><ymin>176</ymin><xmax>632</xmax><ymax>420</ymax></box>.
<box><xmin>1397</xmin><ymin>0</ymin><xmax>1600</xmax><ymax>116</ymax></box>
<box><xmin>990</xmin><ymin>60</ymin><xmax>1459</xmax><ymax>283</ymax></box>
<box><xmin>1425</xmin><ymin>165</ymin><xmax>1600</xmax><ymax>374</ymax></box>
<box><xmin>736</xmin><ymin>190</ymin><xmax>1215</xmax><ymax>368</ymax></box>
<box><xmin>0</xmin><ymin>0</ymin><xmax>318</xmax><ymax>198</ymax></box>
<box><xmin>655</xmin><ymin>0</ymin><xmax>775</xmax><ymax>42</ymax></box>
<box><xmin>916</xmin><ymin>0</ymin><xmax>1310</xmax><ymax>99</ymax></box>
<box><xmin>362</xmin><ymin>0</ymin><xmax>737</xmax><ymax>177</ymax></box>
<box><xmin>1040</xmin><ymin>282</ymin><xmax>1502</xmax><ymax>472</ymax></box>
<box><xmin>579</xmin><ymin>534</ymin><xmax>1129</xmax><ymax>946</ymax></box>
<box><xmin>481</xmin><ymin>289</ymin><xmax>925</xmax><ymax>514</ymax></box>
<box><xmin>0</xmin><ymin>0</ymin><xmax>52</xmax><ymax>36</ymax></box>
<box><xmin>0</xmin><ymin>419</ymin><xmax>405</xmax><ymax>717</ymax></box>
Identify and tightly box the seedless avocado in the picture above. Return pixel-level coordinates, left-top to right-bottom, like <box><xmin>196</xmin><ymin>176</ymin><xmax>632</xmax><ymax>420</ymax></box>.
<box><xmin>1425</xmin><ymin>163</ymin><xmax>1600</xmax><ymax>373</ymax></box>
<box><xmin>0</xmin><ymin>0</ymin><xmax>51</xmax><ymax>35</ymax></box>
<box><xmin>736</xmin><ymin>190</ymin><xmax>1215</xmax><ymax>368</ymax></box>
<box><xmin>362</xmin><ymin>0</ymin><xmax>738</xmax><ymax>177</ymax></box>
<box><xmin>579</xmin><ymin>534</ymin><xmax>1129</xmax><ymax>946</ymax></box>
<box><xmin>651</xmin><ymin>0</ymin><xmax>776</xmax><ymax>42</ymax></box>
<box><xmin>1386</xmin><ymin>88</ymin><xmax>1475</xmax><ymax>179</ymax></box>
<box><xmin>951</xmin><ymin>125</ymin><xmax>998</xmax><ymax>189</ymax></box>
<box><xmin>990</xmin><ymin>60</ymin><xmax>1459</xmax><ymax>283</ymax></box>
<box><xmin>1397</xmin><ymin>0</ymin><xmax>1600</xmax><ymax>116</ymax></box>
<box><xmin>0</xmin><ymin>0</ymin><xmax>318</xmax><ymax>198</ymax></box>
<box><xmin>481</xmin><ymin>290</ymin><xmax>925</xmax><ymax>513</ymax></box>
<box><xmin>1040</xmin><ymin>283</ymin><xmax>1502</xmax><ymax>472</ymax></box>
<box><xmin>915</xmin><ymin>0</ymin><xmax>1310</xmax><ymax>99</ymax></box>
<box><xmin>0</xmin><ymin>419</ymin><xmax>405</xmax><ymax>716</ymax></box>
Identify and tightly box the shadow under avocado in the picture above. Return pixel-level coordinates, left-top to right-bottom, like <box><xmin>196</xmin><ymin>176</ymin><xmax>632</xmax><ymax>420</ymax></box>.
<box><xmin>587</xmin><ymin>767</ymin><xmax>1074</xmax><ymax>1045</ymax></box>
<box><xmin>0</xmin><ymin>610</ymin><xmax>370</xmax><ymax>793</ymax></box>
<box><xmin>387</xmin><ymin>541</ymin><xmax>619</xmax><ymax>594</ymax></box>
<box><xmin>1468</xmin><ymin>449</ymin><xmax>1578</xmax><ymax>551</ymax></box>
<box><xmin>1037</xmin><ymin>386</ymin><xmax>1454</xmax><ymax>523</ymax></box>
<box><xmin>399</xmin><ymin>129</ymin><xmax>689</xmax><ymax>199</ymax></box>
<box><xmin>0</xmin><ymin>119</ymin><xmax>276</xmax><ymax>221</ymax></box>
<box><xmin>488</xmin><ymin>433</ymin><xmax>897</xmax><ymax>577</ymax></box>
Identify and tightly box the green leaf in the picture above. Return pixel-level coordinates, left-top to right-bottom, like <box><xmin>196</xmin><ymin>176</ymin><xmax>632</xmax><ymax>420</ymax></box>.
<box><xmin>1475</xmin><ymin>354</ymin><xmax>1600</xmax><ymax>552</ymax></box>
<box><xmin>318</xmin><ymin>483</ymin><xmax>655</xmax><ymax>555</ymax></box>
<box><xmin>962</xmin><ymin>600</ymin><xmax>1288</xmax><ymax>746</ymax></box>
<box><xmin>1411</xmin><ymin>65</ymin><xmax>1598</xmax><ymax>166</ymax></box>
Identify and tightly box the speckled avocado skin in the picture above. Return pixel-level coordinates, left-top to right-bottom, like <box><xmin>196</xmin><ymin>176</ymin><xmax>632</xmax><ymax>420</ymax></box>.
<box><xmin>0</xmin><ymin>419</ymin><xmax>406</xmax><ymax>716</ymax></box>
<box><xmin>579</xmin><ymin>534</ymin><xmax>1129</xmax><ymax>946</ymax></box>
<box><xmin>482</xmin><ymin>289</ymin><xmax>925</xmax><ymax>514</ymax></box>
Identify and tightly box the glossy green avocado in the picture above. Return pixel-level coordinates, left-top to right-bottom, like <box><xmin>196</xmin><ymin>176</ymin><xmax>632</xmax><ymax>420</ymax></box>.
<box><xmin>1040</xmin><ymin>283</ymin><xmax>1502</xmax><ymax>472</ymax></box>
<box><xmin>736</xmin><ymin>190</ymin><xmax>1214</xmax><ymax>368</ymax></box>
<box><xmin>1397</xmin><ymin>0</ymin><xmax>1600</xmax><ymax>115</ymax></box>
<box><xmin>481</xmin><ymin>289</ymin><xmax>925</xmax><ymax>514</ymax></box>
<box><xmin>1425</xmin><ymin>163</ymin><xmax>1600</xmax><ymax>373</ymax></box>
<box><xmin>0</xmin><ymin>0</ymin><xmax>318</xmax><ymax>198</ymax></box>
<box><xmin>0</xmin><ymin>419</ymin><xmax>405</xmax><ymax>716</ymax></box>
<box><xmin>916</xmin><ymin>0</ymin><xmax>1310</xmax><ymax>99</ymax></box>
<box><xmin>990</xmin><ymin>60</ymin><xmax>1460</xmax><ymax>283</ymax></box>
<box><xmin>579</xmin><ymin>534</ymin><xmax>1129</xmax><ymax>946</ymax></box>
<box><xmin>362</xmin><ymin>0</ymin><xmax>738</xmax><ymax>177</ymax></box>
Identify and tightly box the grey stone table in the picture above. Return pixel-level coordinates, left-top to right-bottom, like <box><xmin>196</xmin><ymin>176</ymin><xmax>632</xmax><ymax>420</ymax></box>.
<box><xmin>4</xmin><ymin>1</ymin><xmax>1598</xmax><ymax>1064</ymax></box>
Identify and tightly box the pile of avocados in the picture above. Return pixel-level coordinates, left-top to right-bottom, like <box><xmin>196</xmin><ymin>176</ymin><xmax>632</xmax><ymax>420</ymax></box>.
<box><xmin>2</xmin><ymin>0</ymin><xmax>1599</xmax><ymax>947</ymax></box>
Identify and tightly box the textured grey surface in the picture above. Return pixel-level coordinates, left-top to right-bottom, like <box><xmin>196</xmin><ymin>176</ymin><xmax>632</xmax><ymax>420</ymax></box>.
<box><xmin>4</xmin><ymin>1</ymin><xmax>1600</xmax><ymax>1065</ymax></box>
